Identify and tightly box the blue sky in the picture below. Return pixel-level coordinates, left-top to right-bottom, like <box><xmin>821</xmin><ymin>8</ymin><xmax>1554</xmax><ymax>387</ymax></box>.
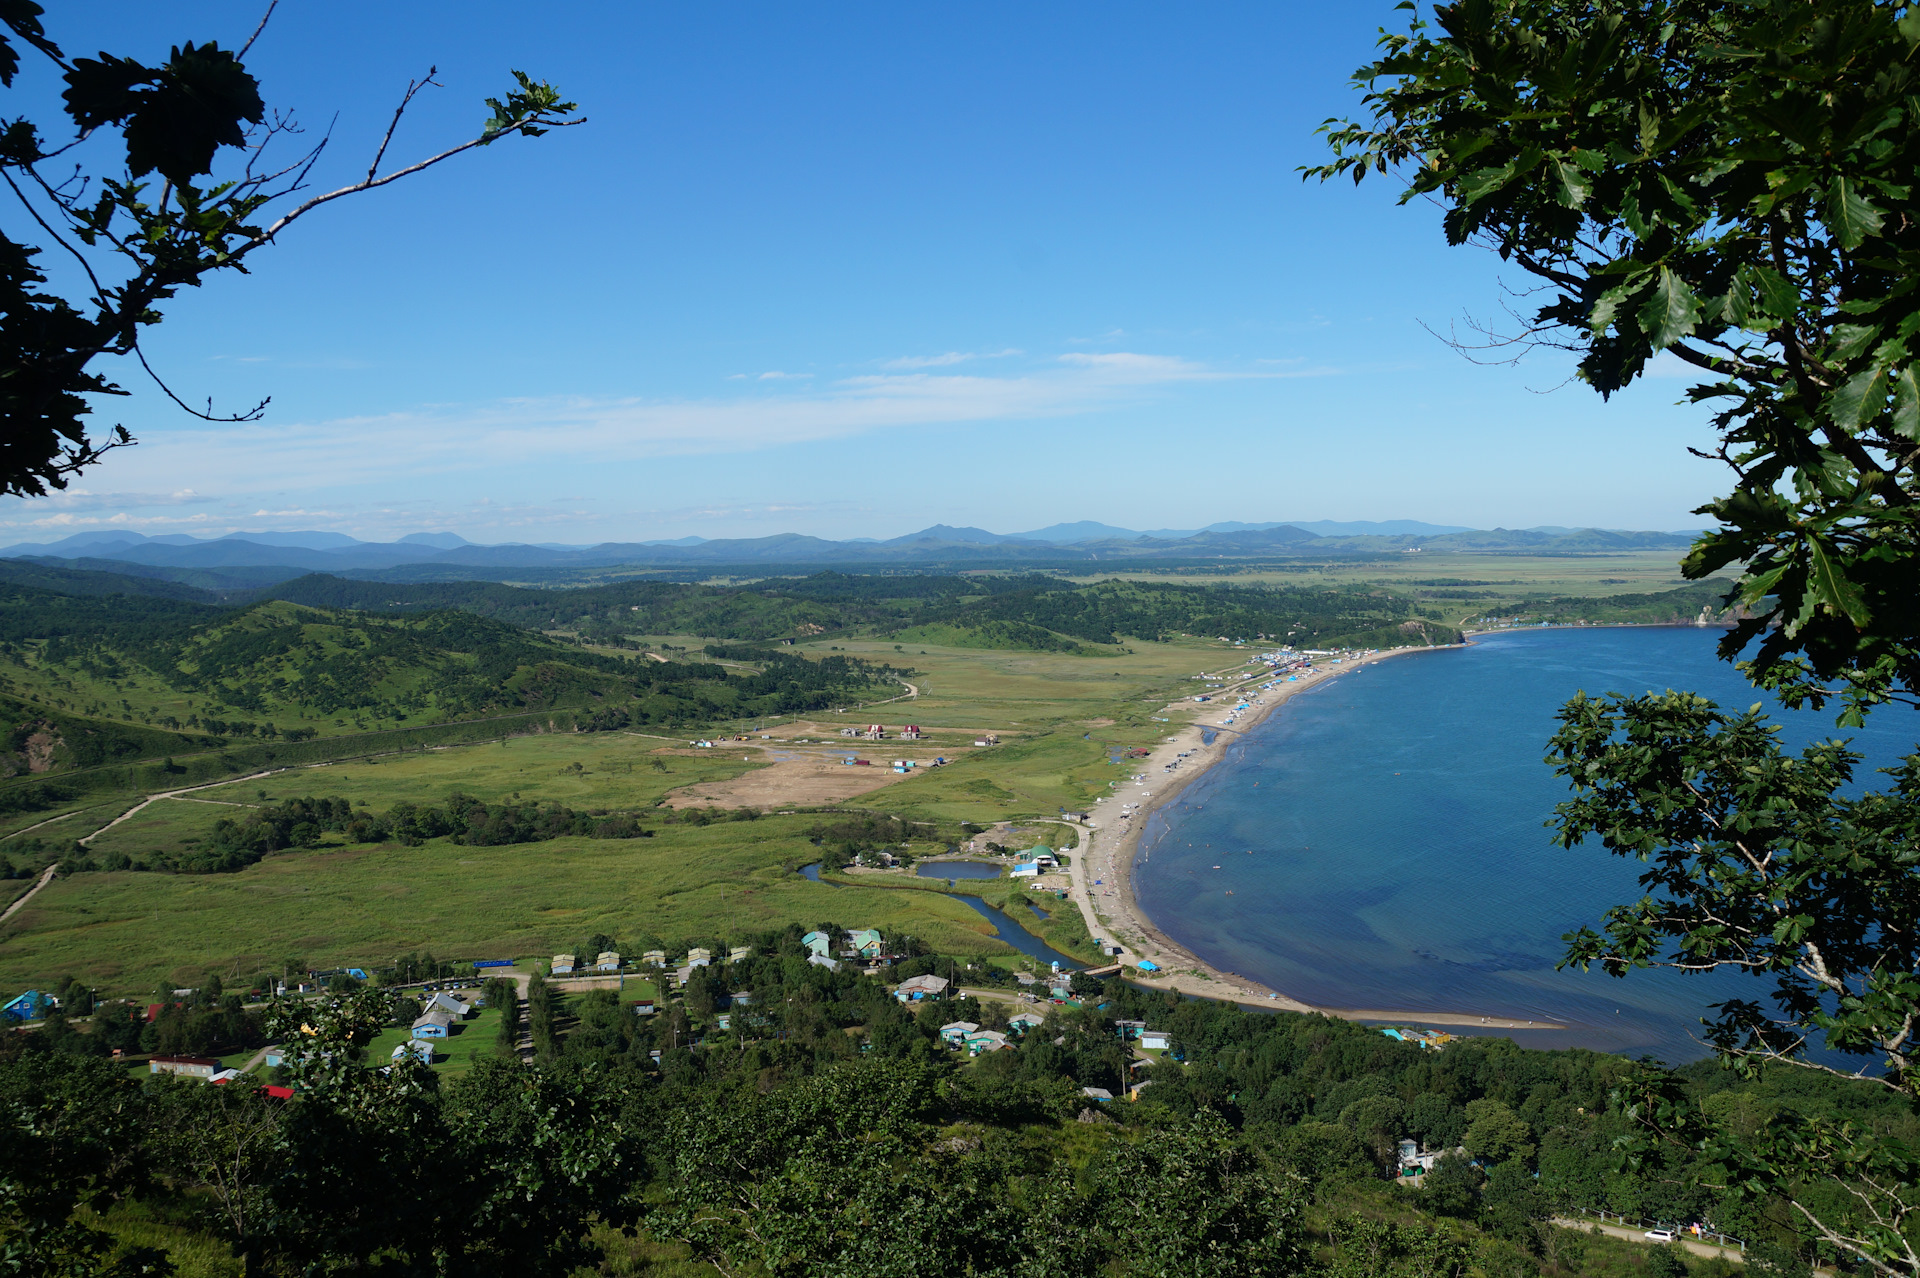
<box><xmin>1</xmin><ymin>2</ymin><xmax>1721</xmax><ymax>545</ymax></box>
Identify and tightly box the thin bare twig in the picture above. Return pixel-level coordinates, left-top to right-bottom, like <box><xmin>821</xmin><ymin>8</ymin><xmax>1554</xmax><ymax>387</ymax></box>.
<box><xmin>238</xmin><ymin>1</ymin><xmax>280</xmax><ymax>61</ymax></box>
<box><xmin>256</xmin><ymin>114</ymin><xmax>582</xmax><ymax>245</ymax></box>
<box><xmin>368</xmin><ymin>71</ymin><xmax>438</xmax><ymax>184</ymax></box>
<box><xmin>133</xmin><ymin>343</ymin><xmax>270</xmax><ymax>423</ymax></box>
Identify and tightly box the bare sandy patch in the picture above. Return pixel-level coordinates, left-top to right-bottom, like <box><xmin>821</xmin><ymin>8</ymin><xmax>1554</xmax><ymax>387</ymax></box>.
<box><xmin>662</xmin><ymin>746</ymin><xmax>917</xmax><ymax>809</ymax></box>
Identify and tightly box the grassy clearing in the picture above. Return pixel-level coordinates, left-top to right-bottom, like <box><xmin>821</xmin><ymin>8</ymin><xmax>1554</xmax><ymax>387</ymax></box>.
<box><xmin>193</xmin><ymin>731</ymin><xmax>770</xmax><ymax>812</ymax></box>
<box><xmin>0</xmin><ymin>815</ymin><xmax>1025</xmax><ymax>995</ymax></box>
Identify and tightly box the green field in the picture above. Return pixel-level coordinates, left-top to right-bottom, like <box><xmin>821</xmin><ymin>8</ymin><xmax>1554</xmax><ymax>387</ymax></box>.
<box><xmin>1</xmin><ymin>813</ymin><xmax>1037</xmax><ymax>994</ymax></box>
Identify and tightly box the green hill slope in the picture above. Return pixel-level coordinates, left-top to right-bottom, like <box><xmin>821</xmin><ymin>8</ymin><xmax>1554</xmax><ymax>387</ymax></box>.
<box><xmin>0</xmin><ymin>586</ymin><xmax>908</xmax><ymax>776</ymax></box>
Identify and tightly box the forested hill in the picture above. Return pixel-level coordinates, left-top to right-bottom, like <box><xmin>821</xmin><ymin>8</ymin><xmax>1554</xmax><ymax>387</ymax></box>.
<box><xmin>0</xmin><ymin>586</ymin><xmax>907</xmax><ymax>780</ymax></box>
<box><xmin>257</xmin><ymin>571</ymin><xmax>1465</xmax><ymax>651</ymax></box>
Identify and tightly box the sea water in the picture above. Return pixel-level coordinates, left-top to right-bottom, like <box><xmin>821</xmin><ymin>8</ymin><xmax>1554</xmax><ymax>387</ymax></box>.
<box><xmin>1134</xmin><ymin>627</ymin><xmax>1917</xmax><ymax>1062</ymax></box>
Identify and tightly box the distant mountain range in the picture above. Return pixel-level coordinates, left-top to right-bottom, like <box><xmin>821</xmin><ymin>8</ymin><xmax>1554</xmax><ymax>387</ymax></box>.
<box><xmin>0</xmin><ymin>520</ymin><xmax>1705</xmax><ymax>585</ymax></box>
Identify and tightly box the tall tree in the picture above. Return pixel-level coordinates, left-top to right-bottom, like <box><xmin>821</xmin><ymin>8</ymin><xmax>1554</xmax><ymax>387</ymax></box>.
<box><xmin>0</xmin><ymin>3</ymin><xmax>579</xmax><ymax>498</ymax></box>
<box><xmin>1310</xmin><ymin>3</ymin><xmax>1920</xmax><ymax>1273</ymax></box>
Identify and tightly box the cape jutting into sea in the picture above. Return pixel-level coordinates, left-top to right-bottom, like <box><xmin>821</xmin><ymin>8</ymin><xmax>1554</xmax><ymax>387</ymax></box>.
<box><xmin>1133</xmin><ymin>626</ymin><xmax>1917</xmax><ymax>1063</ymax></box>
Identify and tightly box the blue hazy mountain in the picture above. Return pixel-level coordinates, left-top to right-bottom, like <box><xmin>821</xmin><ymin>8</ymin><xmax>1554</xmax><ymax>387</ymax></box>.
<box><xmin>0</xmin><ymin>521</ymin><xmax>1704</xmax><ymax>585</ymax></box>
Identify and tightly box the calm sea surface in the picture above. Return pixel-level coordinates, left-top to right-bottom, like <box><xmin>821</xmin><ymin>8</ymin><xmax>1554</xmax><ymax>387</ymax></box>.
<box><xmin>1134</xmin><ymin>627</ymin><xmax>1917</xmax><ymax>1062</ymax></box>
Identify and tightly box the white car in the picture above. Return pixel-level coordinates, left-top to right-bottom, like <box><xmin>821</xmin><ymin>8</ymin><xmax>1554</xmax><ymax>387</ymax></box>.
<box><xmin>1645</xmin><ymin>1230</ymin><xmax>1676</xmax><ymax>1243</ymax></box>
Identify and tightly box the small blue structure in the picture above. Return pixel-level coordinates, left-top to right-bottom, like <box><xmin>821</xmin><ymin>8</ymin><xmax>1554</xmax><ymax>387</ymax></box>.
<box><xmin>2</xmin><ymin>991</ymin><xmax>49</xmax><ymax>1022</ymax></box>
<box><xmin>391</xmin><ymin>1040</ymin><xmax>433</xmax><ymax>1064</ymax></box>
<box><xmin>1136</xmin><ymin>960</ymin><xmax>1159</xmax><ymax>973</ymax></box>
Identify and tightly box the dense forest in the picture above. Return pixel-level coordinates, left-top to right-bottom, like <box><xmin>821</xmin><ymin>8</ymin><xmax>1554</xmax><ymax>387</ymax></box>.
<box><xmin>0</xmin><ymin>561</ymin><xmax>1736</xmax><ymax>667</ymax></box>
<box><xmin>1</xmin><ymin>926</ymin><xmax>1889</xmax><ymax>1276</ymax></box>
<box><xmin>255</xmin><ymin>569</ymin><xmax>1466</xmax><ymax>650</ymax></box>
<box><xmin>0</xmin><ymin>583</ymin><xmax>911</xmax><ymax>784</ymax></box>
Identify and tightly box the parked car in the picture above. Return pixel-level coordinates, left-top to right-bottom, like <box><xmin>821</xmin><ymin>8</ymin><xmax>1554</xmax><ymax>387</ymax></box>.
<box><xmin>1645</xmin><ymin>1230</ymin><xmax>1676</xmax><ymax>1243</ymax></box>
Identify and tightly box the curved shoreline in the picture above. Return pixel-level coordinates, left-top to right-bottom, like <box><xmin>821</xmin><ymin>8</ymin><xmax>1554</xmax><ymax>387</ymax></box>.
<box><xmin>1068</xmin><ymin>642</ymin><xmax>1567</xmax><ymax>1032</ymax></box>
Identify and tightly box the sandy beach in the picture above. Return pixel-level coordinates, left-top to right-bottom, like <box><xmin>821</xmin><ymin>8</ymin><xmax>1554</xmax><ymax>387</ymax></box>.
<box><xmin>1061</xmin><ymin>642</ymin><xmax>1567</xmax><ymax>1033</ymax></box>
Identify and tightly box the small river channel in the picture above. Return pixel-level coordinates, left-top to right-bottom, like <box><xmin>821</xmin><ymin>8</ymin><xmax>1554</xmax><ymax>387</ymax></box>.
<box><xmin>801</xmin><ymin>864</ymin><xmax>1079</xmax><ymax>968</ymax></box>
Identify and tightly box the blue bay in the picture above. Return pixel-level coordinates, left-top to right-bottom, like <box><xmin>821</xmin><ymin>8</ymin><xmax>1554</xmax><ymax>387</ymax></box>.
<box><xmin>1134</xmin><ymin>627</ymin><xmax>1917</xmax><ymax>1063</ymax></box>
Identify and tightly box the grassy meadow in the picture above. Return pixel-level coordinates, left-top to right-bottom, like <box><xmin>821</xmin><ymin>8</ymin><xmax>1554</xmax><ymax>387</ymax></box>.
<box><xmin>0</xmin><ymin>813</ymin><xmax>1027</xmax><ymax>995</ymax></box>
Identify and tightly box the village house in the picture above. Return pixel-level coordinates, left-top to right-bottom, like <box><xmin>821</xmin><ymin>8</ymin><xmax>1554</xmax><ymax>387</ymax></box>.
<box><xmin>686</xmin><ymin>948</ymin><xmax>713</xmax><ymax>967</ymax></box>
<box><xmin>901</xmin><ymin>725</ymin><xmax>923</xmax><ymax>739</ymax></box>
<box><xmin>412</xmin><ymin>1009</ymin><xmax>456</xmax><ymax>1039</ymax></box>
<box><xmin>1081</xmin><ymin>1087</ymin><xmax>1114</xmax><ymax>1103</ymax></box>
<box><xmin>591</xmin><ymin>951</ymin><xmax>621</xmax><ymax>972</ymax></box>
<box><xmin>391</xmin><ymin>1040</ymin><xmax>433</xmax><ymax>1064</ymax></box>
<box><xmin>1008</xmin><ymin>1011</ymin><xmax>1045</xmax><ymax>1034</ymax></box>
<box><xmin>149</xmin><ymin>1055</ymin><xmax>220</xmax><ymax>1079</ymax></box>
<box><xmin>808</xmin><ymin>953</ymin><xmax>839</xmax><ymax>972</ymax></box>
<box><xmin>964</xmin><ymin>1029</ymin><xmax>1008</xmax><ymax>1055</ymax></box>
<box><xmin>428</xmin><ymin>992</ymin><xmax>473</xmax><ymax>1018</ymax></box>
<box><xmin>642</xmin><ymin>949</ymin><xmax>668</xmax><ymax>967</ymax></box>
<box><xmin>801</xmin><ymin>930</ymin><xmax>832</xmax><ymax>958</ymax></box>
<box><xmin>844</xmin><ymin>929</ymin><xmax>884</xmax><ymax>959</ymax></box>
<box><xmin>939</xmin><ymin>1020</ymin><xmax>979</xmax><ymax>1045</ymax></box>
<box><xmin>727</xmin><ymin>945</ymin><xmax>753</xmax><ymax>963</ymax></box>
<box><xmin>893</xmin><ymin>974</ymin><xmax>949</xmax><ymax>1002</ymax></box>
<box><xmin>550</xmin><ymin>953</ymin><xmax>576</xmax><ymax>976</ymax></box>
<box><xmin>1140</xmin><ymin>1030</ymin><xmax>1172</xmax><ymax>1052</ymax></box>
<box><xmin>2</xmin><ymin>990</ymin><xmax>50</xmax><ymax>1022</ymax></box>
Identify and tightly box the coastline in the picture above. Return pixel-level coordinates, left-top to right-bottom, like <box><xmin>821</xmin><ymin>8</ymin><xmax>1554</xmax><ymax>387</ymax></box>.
<box><xmin>1066</xmin><ymin>642</ymin><xmax>1567</xmax><ymax>1033</ymax></box>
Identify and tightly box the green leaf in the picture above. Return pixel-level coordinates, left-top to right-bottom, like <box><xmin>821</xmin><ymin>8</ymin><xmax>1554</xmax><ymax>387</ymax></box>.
<box><xmin>1806</xmin><ymin>538</ymin><xmax>1870</xmax><ymax>628</ymax></box>
<box><xmin>1742</xmin><ymin>265</ymin><xmax>1798</xmax><ymax>325</ymax></box>
<box><xmin>1901</xmin><ymin>5</ymin><xmax>1920</xmax><ymax>46</ymax></box>
<box><xmin>1829</xmin><ymin>366</ymin><xmax>1887</xmax><ymax>430</ymax></box>
<box><xmin>1553</xmin><ymin>156</ymin><xmax>1592</xmax><ymax>207</ymax></box>
<box><xmin>1829</xmin><ymin>324</ymin><xmax>1879</xmax><ymax>362</ymax></box>
<box><xmin>1826</xmin><ymin>176</ymin><xmax>1885</xmax><ymax>250</ymax></box>
<box><xmin>1636</xmin><ymin>266</ymin><xmax>1701</xmax><ymax>349</ymax></box>
<box><xmin>1892</xmin><ymin>366</ymin><xmax>1920</xmax><ymax>441</ymax></box>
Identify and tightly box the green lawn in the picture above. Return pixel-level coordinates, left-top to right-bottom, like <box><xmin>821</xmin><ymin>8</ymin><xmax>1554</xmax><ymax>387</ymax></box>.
<box><xmin>366</xmin><ymin>1005</ymin><xmax>505</xmax><ymax>1076</ymax></box>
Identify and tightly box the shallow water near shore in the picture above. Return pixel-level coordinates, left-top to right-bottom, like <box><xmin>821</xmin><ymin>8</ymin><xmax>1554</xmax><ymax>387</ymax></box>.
<box><xmin>1134</xmin><ymin>627</ymin><xmax>1917</xmax><ymax>1062</ymax></box>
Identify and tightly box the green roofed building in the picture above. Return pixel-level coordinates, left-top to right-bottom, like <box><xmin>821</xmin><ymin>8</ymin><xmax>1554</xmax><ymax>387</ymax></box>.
<box><xmin>846</xmin><ymin>929</ymin><xmax>884</xmax><ymax>959</ymax></box>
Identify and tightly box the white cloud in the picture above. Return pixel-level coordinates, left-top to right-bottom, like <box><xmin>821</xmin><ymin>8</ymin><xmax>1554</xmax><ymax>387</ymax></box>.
<box><xmin>880</xmin><ymin>349</ymin><xmax>1023</xmax><ymax>369</ymax></box>
<box><xmin>0</xmin><ymin>488</ymin><xmax>213</xmax><ymax>514</ymax></box>
<box><xmin>37</xmin><ymin>351</ymin><xmax>1335</xmax><ymax>505</ymax></box>
<box><xmin>756</xmin><ymin>370</ymin><xmax>813</xmax><ymax>381</ymax></box>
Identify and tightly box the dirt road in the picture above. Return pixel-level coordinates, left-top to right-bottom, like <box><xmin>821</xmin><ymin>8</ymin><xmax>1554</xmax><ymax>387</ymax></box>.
<box><xmin>0</xmin><ymin>864</ymin><xmax>57</xmax><ymax>924</ymax></box>
<box><xmin>80</xmin><ymin>769</ymin><xmax>285</xmax><ymax>846</ymax></box>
